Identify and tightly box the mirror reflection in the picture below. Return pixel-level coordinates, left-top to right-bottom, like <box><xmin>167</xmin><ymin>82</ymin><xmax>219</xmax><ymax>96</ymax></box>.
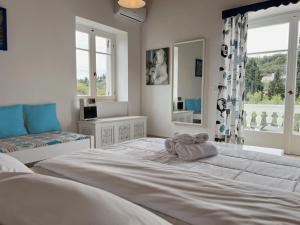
<box><xmin>172</xmin><ymin>39</ymin><xmax>205</xmax><ymax>125</ymax></box>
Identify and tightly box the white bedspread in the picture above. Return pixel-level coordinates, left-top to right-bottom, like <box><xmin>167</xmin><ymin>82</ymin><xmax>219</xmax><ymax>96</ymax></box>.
<box><xmin>102</xmin><ymin>138</ymin><xmax>300</xmax><ymax>193</ymax></box>
<box><xmin>35</xmin><ymin>149</ymin><xmax>300</xmax><ymax>225</ymax></box>
<box><xmin>0</xmin><ymin>172</ymin><xmax>170</xmax><ymax>225</ymax></box>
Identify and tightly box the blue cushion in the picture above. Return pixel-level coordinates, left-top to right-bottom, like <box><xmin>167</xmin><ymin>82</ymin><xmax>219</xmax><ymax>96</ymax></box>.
<box><xmin>0</xmin><ymin>105</ymin><xmax>28</xmax><ymax>138</ymax></box>
<box><xmin>194</xmin><ymin>98</ymin><xmax>202</xmax><ymax>113</ymax></box>
<box><xmin>24</xmin><ymin>103</ymin><xmax>61</xmax><ymax>134</ymax></box>
<box><xmin>185</xmin><ymin>99</ymin><xmax>194</xmax><ymax>111</ymax></box>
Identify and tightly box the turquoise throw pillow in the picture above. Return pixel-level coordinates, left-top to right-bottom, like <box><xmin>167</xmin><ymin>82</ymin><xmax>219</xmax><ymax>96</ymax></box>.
<box><xmin>185</xmin><ymin>99</ymin><xmax>194</xmax><ymax>111</ymax></box>
<box><xmin>194</xmin><ymin>98</ymin><xmax>202</xmax><ymax>113</ymax></box>
<box><xmin>24</xmin><ymin>103</ymin><xmax>62</xmax><ymax>134</ymax></box>
<box><xmin>0</xmin><ymin>105</ymin><xmax>28</xmax><ymax>138</ymax></box>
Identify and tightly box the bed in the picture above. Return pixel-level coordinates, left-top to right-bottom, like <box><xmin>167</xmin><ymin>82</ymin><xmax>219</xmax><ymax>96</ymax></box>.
<box><xmin>33</xmin><ymin>138</ymin><xmax>300</xmax><ymax>225</ymax></box>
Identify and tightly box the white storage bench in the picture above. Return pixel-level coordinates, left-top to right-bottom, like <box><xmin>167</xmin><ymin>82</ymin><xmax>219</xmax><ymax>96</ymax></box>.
<box><xmin>79</xmin><ymin>116</ymin><xmax>147</xmax><ymax>148</ymax></box>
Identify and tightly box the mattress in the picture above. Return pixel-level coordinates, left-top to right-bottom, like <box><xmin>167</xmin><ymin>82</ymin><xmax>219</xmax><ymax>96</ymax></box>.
<box><xmin>0</xmin><ymin>131</ymin><xmax>89</xmax><ymax>153</ymax></box>
<box><xmin>101</xmin><ymin>138</ymin><xmax>300</xmax><ymax>193</ymax></box>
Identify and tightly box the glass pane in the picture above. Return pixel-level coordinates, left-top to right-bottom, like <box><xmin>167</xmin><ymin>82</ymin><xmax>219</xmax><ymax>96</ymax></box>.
<box><xmin>96</xmin><ymin>53</ymin><xmax>112</xmax><ymax>96</ymax></box>
<box><xmin>245</xmin><ymin>52</ymin><xmax>287</xmax><ymax>133</ymax></box>
<box><xmin>76</xmin><ymin>31</ymin><xmax>89</xmax><ymax>50</ymax></box>
<box><xmin>247</xmin><ymin>23</ymin><xmax>289</xmax><ymax>54</ymax></box>
<box><xmin>96</xmin><ymin>36</ymin><xmax>111</xmax><ymax>54</ymax></box>
<box><xmin>76</xmin><ymin>49</ymin><xmax>90</xmax><ymax>96</ymax></box>
<box><xmin>294</xmin><ymin>51</ymin><xmax>300</xmax><ymax>133</ymax></box>
<box><xmin>298</xmin><ymin>21</ymin><xmax>300</xmax><ymax>49</ymax></box>
<box><xmin>294</xmin><ymin>21</ymin><xmax>300</xmax><ymax>133</ymax></box>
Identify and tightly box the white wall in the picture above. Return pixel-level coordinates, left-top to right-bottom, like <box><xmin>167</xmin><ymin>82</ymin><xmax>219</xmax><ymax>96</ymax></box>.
<box><xmin>0</xmin><ymin>0</ymin><xmax>141</xmax><ymax>132</ymax></box>
<box><xmin>141</xmin><ymin>0</ymin><xmax>265</xmax><ymax>138</ymax></box>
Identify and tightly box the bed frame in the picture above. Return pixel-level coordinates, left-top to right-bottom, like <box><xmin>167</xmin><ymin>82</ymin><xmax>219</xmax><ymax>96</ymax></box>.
<box><xmin>7</xmin><ymin>136</ymin><xmax>94</xmax><ymax>165</ymax></box>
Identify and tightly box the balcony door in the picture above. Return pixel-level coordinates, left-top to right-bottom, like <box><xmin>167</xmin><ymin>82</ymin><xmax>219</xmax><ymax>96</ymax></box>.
<box><xmin>244</xmin><ymin>12</ymin><xmax>300</xmax><ymax>155</ymax></box>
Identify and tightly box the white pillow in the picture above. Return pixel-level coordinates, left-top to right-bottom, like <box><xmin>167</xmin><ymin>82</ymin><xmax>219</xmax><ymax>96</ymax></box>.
<box><xmin>0</xmin><ymin>153</ymin><xmax>33</xmax><ymax>173</ymax></box>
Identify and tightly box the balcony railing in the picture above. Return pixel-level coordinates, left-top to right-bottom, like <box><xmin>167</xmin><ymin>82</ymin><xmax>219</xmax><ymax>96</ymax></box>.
<box><xmin>244</xmin><ymin>104</ymin><xmax>300</xmax><ymax>132</ymax></box>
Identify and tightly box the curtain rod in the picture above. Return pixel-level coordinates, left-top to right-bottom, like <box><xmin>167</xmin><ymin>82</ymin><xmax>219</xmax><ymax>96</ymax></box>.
<box><xmin>222</xmin><ymin>0</ymin><xmax>299</xmax><ymax>19</ymax></box>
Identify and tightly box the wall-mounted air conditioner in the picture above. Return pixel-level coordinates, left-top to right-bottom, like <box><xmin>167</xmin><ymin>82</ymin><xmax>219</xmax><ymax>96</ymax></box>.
<box><xmin>114</xmin><ymin>0</ymin><xmax>146</xmax><ymax>23</ymax></box>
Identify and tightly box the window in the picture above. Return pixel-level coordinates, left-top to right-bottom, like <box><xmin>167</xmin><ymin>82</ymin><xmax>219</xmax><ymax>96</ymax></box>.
<box><xmin>76</xmin><ymin>25</ymin><xmax>116</xmax><ymax>99</ymax></box>
<box><xmin>245</xmin><ymin>23</ymin><xmax>289</xmax><ymax>133</ymax></box>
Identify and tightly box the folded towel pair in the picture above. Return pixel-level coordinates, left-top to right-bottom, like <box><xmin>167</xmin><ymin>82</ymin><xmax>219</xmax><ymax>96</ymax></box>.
<box><xmin>172</xmin><ymin>133</ymin><xmax>209</xmax><ymax>145</ymax></box>
<box><xmin>165</xmin><ymin>133</ymin><xmax>209</xmax><ymax>155</ymax></box>
<box><xmin>165</xmin><ymin>133</ymin><xmax>218</xmax><ymax>161</ymax></box>
<box><xmin>175</xmin><ymin>142</ymin><xmax>218</xmax><ymax>161</ymax></box>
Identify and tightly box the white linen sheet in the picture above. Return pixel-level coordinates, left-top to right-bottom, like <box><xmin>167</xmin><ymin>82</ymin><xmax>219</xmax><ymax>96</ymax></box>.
<box><xmin>0</xmin><ymin>172</ymin><xmax>170</xmax><ymax>225</ymax></box>
<box><xmin>102</xmin><ymin>138</ymin><xmax>300</xmax><ymax>193</ymax></box>
<box><xmin>0</xmin><ymin>153</ymin><xmax>33</xmax><ymax>173</ymax></box>
<box><xmin>35</xmin><ymin>150</ymin><xmax>300</xmax><ymax>225</ymax></box>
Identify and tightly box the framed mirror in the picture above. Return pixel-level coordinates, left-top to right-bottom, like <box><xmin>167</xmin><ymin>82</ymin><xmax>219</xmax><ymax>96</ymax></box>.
<box><xmin>172</xmin><ymin>39</ymin><xmax>205</xmax><ymax>126</ymax></box>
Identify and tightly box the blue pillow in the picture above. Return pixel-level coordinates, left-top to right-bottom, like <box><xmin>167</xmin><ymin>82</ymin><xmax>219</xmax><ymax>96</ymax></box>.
<box><xmin>0</xmin><ymin>105</ymin><xmax>28</xmax><ymax>138</ymax></box>
<box><xmin>185</xmin><ymin>99</ymin><xmax>194</xmax><ymax>111</ymax></box>
<box><xmin>24</xmin><ymin>103</ymin><xmax>61</xmax><ymax>134</ymax></box>
<box><xmin>194</xmin><ymin>98</ymin><xmax>202</xmax><ymax>113</ymax></box>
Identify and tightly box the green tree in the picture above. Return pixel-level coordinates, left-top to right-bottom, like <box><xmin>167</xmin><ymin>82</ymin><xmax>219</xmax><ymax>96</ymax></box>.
<box><xmin>268</xmin><ymin>70</ymin><xmax>285</xmax><ymax>99</ymax></box>
<box><xmin>247</xmin><ymin>92</ymin><xmax>263</xmax><ymax>104</ymax></box>
<box><xmin>258</xmin><ymin>54</ymin><xmax>287</xmax><ymax>77</ymax></box>
<box><xmin>296</xmin><ymin>52</ymin><xmax>300</xmax><ymax>100</ymax></box>
<box><xmin>77</xmin><ymin>80</ymin><xmax>89</xmax><ymax>95</ymax></box>
<box><xmin>245</xmin><ymin>58</ymin><xmax>264</xmax><ymax>98</ymax></box>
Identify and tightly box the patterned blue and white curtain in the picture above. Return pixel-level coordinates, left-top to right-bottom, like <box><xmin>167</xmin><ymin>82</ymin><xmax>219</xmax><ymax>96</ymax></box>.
<box><xmin>215</xmin><ymin>14</ymin><xmax>248</xmax><ymax>144</ymax></box>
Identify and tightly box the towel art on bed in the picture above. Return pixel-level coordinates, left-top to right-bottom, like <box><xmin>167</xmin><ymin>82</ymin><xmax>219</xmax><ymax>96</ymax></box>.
<box><xmin>165</xmin><ymin>133</ymin><xmax>218</xmax><ymax>161</ymax></box>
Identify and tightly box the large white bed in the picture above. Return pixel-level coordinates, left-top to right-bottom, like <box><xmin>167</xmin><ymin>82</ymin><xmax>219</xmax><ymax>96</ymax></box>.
<box><xmin>33</xmin><ymin>138</ymin><xmax>300</xmax><ymax>225</ymax></box>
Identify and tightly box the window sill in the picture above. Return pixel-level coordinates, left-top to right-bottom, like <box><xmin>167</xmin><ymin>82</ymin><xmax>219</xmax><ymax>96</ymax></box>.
<box><xmin>77</xmin><ymin>96</ymin><xmax>116</xmax><ymax>102</ymax></box>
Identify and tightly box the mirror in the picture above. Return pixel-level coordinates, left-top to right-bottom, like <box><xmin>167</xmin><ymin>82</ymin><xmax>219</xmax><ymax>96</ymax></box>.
<box><xmin>172</xmin><ymin>39</ymin><xmax>205</xmax><ymax>125</ymax></box>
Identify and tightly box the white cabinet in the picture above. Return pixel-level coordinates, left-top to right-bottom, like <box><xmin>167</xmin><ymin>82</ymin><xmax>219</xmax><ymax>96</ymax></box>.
<box><xmin>116</xmin><ymin>122</ymin><xmax>131</xmax><ymax>143</ymax></box>
<box><xmin>172</xmin><ymin>111</ymin><xmax>194</xmax><ymax>123</ymax></box>
<box><xmin>78</xmin><ymin>116</ymin><xmax>147</xmax><ymax>148</ymax></box>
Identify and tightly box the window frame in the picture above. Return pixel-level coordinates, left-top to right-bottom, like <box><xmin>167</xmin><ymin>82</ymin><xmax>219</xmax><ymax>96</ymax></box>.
<box><xmin>76</xmin><ymin>24</ymin><xmax>116</xmax><ymax>101</ymax></box>
<box><xmin>246</xmin><ymin>12</ymin><xmax>300</xmax><ymax>137</ymax></box>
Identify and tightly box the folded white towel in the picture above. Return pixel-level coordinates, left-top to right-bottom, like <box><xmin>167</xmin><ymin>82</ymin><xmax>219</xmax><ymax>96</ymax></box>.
<box><xmin>172</xmin><ymin>133</ymin><xmax>209</xmax><ymax>144</ymax></box>
<box><xmin>172</xmin><ymin>134</ymin><xmax>195</xmax><ymax>145</ymax></box>
<box><xmin>175</xmin><ymin>142</ymin><xmax>218</xmax><ymax>161</ymax></box>
<box><xmin>194</xmin><ymin>133</ymin><xmax>209</xmax><ymax>143</ymax></box>
<box><xmin>164</xmin><ymin>138</ymin><xmax>177</xmax><ymax>155</ymax></box>
<box><xmin>165</xmin><ymin>133</ymin><xmax>211</xmax><ymax>156</ymax></box>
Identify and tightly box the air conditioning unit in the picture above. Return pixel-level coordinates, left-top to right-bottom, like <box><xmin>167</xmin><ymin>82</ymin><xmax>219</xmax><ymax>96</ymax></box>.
<box><xmin>114</xmin><ymin>0</ymin><xmax>146</xmax><ymax>23</ymax></box>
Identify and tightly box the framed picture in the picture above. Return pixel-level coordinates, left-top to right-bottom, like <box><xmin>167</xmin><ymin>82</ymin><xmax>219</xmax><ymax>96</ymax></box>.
<box><xmin>146</xmin><ymin>47</ymin><xmax>169</xmax><ymax>85</ymax></box>
<box><xmin>195</xmin><ymin>59</ymin><xmax>203</xmax><ymax>77</ymax></box>
<box><xmin>0</xmin><ymin>7</ymin><xmax>7</xmax><ymax>51</ymax></box>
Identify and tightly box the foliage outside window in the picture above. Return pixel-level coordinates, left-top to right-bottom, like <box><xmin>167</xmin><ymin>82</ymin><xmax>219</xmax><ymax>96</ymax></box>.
<box><xmin>245</xmin><ymin>53</ymin><xmax>288</xmax><ymax>105</ymax></box>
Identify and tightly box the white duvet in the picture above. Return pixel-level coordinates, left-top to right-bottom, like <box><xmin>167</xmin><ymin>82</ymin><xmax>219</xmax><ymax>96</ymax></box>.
<box><xmin>35</xmin><ymin>150</ymin><xmax>300</xmax><ymax>225</ymax></box>
<box><xmin>0</xmin><ymin>172</ymin><xmax>170</xmax><ymax>225</ymax></box>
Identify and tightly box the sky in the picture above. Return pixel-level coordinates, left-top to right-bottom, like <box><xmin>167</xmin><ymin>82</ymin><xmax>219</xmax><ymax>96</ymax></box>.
<box><xmin>247</xmin><ymin>23</ymin><xmax>291</xmax><ymax>54</ymax></box>
<box><xmin>76</xmin><ymin>31</ymin><xmax>110</xmax><ymax>80</ymax></box>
